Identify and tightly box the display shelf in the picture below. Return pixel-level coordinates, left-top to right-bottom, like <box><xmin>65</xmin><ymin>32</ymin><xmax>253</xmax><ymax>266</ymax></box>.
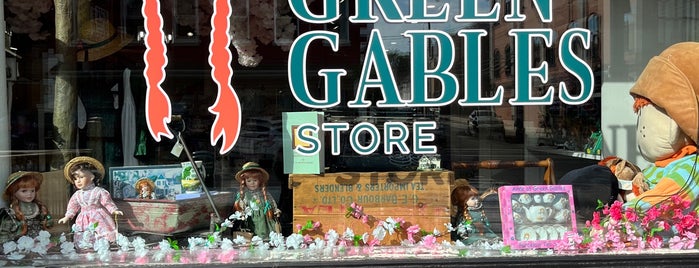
<box><xmin>527</xmin><ymin>146</ymin><xmax>602</xmax><ymax>161</ymax></box>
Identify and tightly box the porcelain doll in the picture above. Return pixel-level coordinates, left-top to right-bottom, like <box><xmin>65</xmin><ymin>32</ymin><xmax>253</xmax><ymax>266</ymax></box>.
<box><xmin>0</xmin><ymin>171</ymin><xmax>53</xmax><ymax>243</ymax></box>
<box><xmin>450</xmin><ymin>181</ymin><xmax>497</xmax><ymax>243</ymax></box>
<box><xmin>57</xmin><ymin>156</ymin><xmax>123</xmax><ymax>242</ymax></box>
<box><xmin>135</xmin><ymin>178</ymin><xmax>157</xmax><ymax>199</ymax></box>
<box><xmin>232</xmin><ymin>162</ymin><xmax>281</xmax><ymax>240</ymax></box>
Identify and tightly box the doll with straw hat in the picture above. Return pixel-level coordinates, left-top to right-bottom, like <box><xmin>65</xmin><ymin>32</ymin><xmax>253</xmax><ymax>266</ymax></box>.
<box><xmin>0</xmin><ymin>171</ymin><xmax>53</xmax><ymax>243</ymax></box>
<box><xmin>232</xmin><ymin>162</ymin><xmax>281</xmax><ymax>239</ymax></box>
<box><xmin>57</xmin><ymin>156</ymin><xmax>123</xmax><ymax>243</ymax></box>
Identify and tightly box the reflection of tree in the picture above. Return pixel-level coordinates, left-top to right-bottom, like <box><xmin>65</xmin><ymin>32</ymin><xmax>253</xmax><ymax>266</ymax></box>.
<box><xmin>53</xmin><ymin>0</ymin><xmax>78</xmax><ymax>164</ymax></box>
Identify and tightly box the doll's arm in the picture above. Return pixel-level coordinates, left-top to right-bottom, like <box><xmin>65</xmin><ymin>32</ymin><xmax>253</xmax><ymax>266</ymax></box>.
<box><xmin>99</xmin><ymin>188</ymin><xmax>123</xmax><ymax>216</ymax></box>
<box><xmin>58</xmin><ymin>193</ymin><xmax>80</xmax><ymax>224</ymax></box>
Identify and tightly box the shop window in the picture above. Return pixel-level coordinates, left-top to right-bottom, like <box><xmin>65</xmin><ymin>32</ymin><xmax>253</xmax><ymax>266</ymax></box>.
<box><xmin>274</xmin><ymin>0</ymin><xmax>299</xmax><ymax>46</ymax></box>
<box><xmin>545</xmin><ymin>30</ymin><xmax>557</xmax><ymax>67</ymax></box>
<box><xmin>587</xmin><ymin>13</ymin><xmax>600</xmax><ymax>59</ymax></box>
<box><xmin>323</xmin><ymin>0</ymin><xmax>349</xmax><ymax>45</ymax></box>
<box><xmin>231</xmin><ymin>0</ymin><xmax>249</xmax><ymax>39</ymax></box>
<box><xmin>493</xmin><ymin>49</ymin><xmax>501</xmax><ymax>79</ymax></box>
<box><xmin>504</xmin><ymin>44</ymin><xmax>512</xmax><ymax>77</ymax></box>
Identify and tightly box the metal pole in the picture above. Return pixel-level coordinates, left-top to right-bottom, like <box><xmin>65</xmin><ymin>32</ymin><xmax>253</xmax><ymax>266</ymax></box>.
<box><xmin>0</xmin><ymin>0</ymin><xmax>11</xmax><ymax>208</ymax></box>
<box><xmin>176</xmin><ymin>132</ymin><xmax>221</xmax><ymax>221</ymax></box>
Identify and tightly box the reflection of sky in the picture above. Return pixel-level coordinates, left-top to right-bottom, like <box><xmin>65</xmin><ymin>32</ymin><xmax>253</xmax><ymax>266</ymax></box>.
<box><xmin>376</xmin><ymin>0</ymin><xmax>492</xmax><ymax>53</ymax></box>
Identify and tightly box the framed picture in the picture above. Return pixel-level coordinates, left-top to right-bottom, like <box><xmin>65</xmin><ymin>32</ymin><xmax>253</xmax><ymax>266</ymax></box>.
<box><xmin>109</xmin><ymin>164</ymin><xmax>183</xmax><ymax>200</ymax></box>
<box><xmin>498</xmin><ymin>185</ymin><xmax>577</xmax><ymax>249</ymax></box>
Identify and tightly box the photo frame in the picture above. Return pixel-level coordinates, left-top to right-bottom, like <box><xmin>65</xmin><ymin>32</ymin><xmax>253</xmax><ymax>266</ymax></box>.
<box><xmin>498</xmin><ymin>185</ymin><xmax>577</xmax><ymax>249</ymax></box>
<box><xmin>109</xmin><ymin>164</ymin><xmax>183</xmax><ymax>200</ymax></box>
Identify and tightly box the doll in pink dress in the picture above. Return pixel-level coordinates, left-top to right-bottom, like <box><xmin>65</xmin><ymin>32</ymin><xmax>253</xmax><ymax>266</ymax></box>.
<box><xmin>57</xmin><ymin>156</ymin><xmax>123</xmax><ymax>242</ymax></box>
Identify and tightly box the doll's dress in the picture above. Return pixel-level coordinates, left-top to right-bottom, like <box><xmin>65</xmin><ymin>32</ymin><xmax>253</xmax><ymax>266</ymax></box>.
<box><xmin>237</xmin><ymin>189</ymin><xmax>280</xmax><ymax>240</ymax></box>
<box><xmin>459</xmin><ymin>205</ymin><xmax>499</xmax><ymax>245</ymax></box>
<box><xmin>0</xmin><ymin>202</ymin><xmax>49</xmax><ymax>243</ymax></box>
<box><xmin>64</xmin><ymin>185</ymin><xmax>120</xmax><ymax>242</ymax></box>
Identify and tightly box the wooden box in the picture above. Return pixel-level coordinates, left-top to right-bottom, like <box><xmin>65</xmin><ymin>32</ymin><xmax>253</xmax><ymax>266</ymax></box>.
<box><xmin>290</xmin><ymin>171</ymin><xmax>454</xmax><ymax>245</ymax></box>
<box><xmin>115</xmin><ymin>191</ymin><xmax>234</xmax><ymax>235</ymax></box>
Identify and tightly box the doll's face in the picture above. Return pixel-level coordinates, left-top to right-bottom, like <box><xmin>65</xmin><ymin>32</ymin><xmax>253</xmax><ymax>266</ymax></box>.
<box><xmin>244</xmin><ymin>175</ymin><xmax>261</xmax><ymax>190</ymax></box>
<box><xmin>72</xmin><ymin>169</ymin><xmax>95</xmax><ymax>189</ymax></box>
<box><xmin>14</xmin><ymin>187</ymin><xmax>36</xmax><ymax>203</ymax></box>
<box><xmin>140</xmin><ymin>184</ymin><xmax>151</xmax><ymax>194</ymax></box>
<box><xmin>466</xmin><ymin>196</ymin><xmax>480</xmax><ymax>208</ymax></box>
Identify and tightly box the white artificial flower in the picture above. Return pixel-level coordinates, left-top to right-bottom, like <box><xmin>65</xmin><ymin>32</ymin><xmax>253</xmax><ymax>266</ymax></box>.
<box><xmin>59</xmin><ymin>233</ymin><xmax>67</xmax><ymax>243</ymax></box>
<box><xmin>93</xmin><ymin>238</ymin><xmax>110</xmax><ymax>253</ymax></box>
<box><xmin>285</xmin><ymin>233</ymin><xmax>303</xmax><ymax>250</ymax></box>
<box><xmin>361</xmin><ymin>233</ymin><xmax>369</xmax><ymax>244</ymax></box>
<box><xmin>132</xmin><ymin>237</ymin><xmax>148</xmax><ymax>258</ymax></box>
<box><xmin>3</xmin><ymin>241</ymin><xmax>17</xmax><ymax>254</ymax></box>
<box><xmin>60</xmin><ymin>241</ymin><xmax>77</xmax><ymax>255</ymax></box>
<box><xmin>325</xmin><ymin>229</ymin><xmax>339</xmax><ymax>246</ymax></box>
<box><xmin>444</xmin><ymin>222</ymin><xmax>456</xmax><ymax>232</ymax></box>
<box><xmin>37</xmin><ymin>230</ymin><xmax>50</xmax><ymax>240</ymax></box>
<box><xmin>342</xmin><ymin>227</ymin><xmax>355</xmax><ymax>241</ymax></box>
<box><xmin>372</xmin><ymin>226</ymin><xmax>387</xmax><ymax>241</ymax></box>
<box><xmin>188</xmin><ymin>237</ymin><xmax>206</xmax><ymax>251</ymax></box>
<box><xmin>432</xmin><ymin>228</ymin><xmax>442</xmax><ymax>237</ymax></box>
<box><xmin>229</xmin><ymin>211</ymin><xmax>246</xmax><ymax>221</ymax></box>
<box><xmin>220</xmin><ymin>238</ymin><xmax>234</xmax><ymax>251</ymax></box>
<box><xmin>251</xmin><ymin>236</ymin><xmax>264</xmax><ymax>247</ymax></box>
<box><xmin>116</xmin><ymin>233</ymin><xmax>131</xmax><ymax>252</ymax></box>
<box><xmin>268</xmin><ymin>232</ymin><xmax>285</xmax><ymax>248</ymax></box>
<box><xmin>233</xmin><ymin>234</ymin><xmax>248</xmax><ymax>245</ymax></box>
<box><xmin>16</xmin><ymin>236</ymin><xmax>34</xmax><ymax>251</ymax></box>
<box><xmin>221</xmin><ymin>218</ymin><xmax>234</xmax><ymax>228</ymax></box>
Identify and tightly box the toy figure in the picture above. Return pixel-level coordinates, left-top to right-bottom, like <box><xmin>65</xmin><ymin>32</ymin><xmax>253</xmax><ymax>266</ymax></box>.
<box><xmin>450</xmin><ymin>181</ymin><xmax>497</xmax><ymax>243</ymax></box>
<box><xmin>57</xmin><ymin>156</ymin><xmax>123</xmax><ymax>242</ymax></box>
<box><xmin>622</xmin><ymin>42</ymin><xmax>699</xmax><ymax>212</ymax></box>
<box><xmin>232</xmin><ymin>162</ymin><xmax>281</xmax><ymax>240</ymax></box>
<box><xmin>135</xmin><ymin>178</ymin><xmax>157</xmax><ymax>199</ymax></box>
<box><xmin>0</xmin><ymin>171</ymin><xmax>53</xmax><ymax>243</ymax></box>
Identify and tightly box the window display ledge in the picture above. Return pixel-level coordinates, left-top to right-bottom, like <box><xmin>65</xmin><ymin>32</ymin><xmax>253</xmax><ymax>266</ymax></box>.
<box><xmin>527</xmin><ymin>146</ymin><xmax>602</xmax><ymax>161</ymax></box>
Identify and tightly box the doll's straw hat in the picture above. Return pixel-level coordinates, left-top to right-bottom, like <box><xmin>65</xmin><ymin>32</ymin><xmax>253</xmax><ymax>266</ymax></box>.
<box><xmin>235</xmin><ymin>162</ymin><xmax>269</xmax><ymax>184</ymax></box>
<box><xmin>76</xmin><ymin>17</ymin><xmax>133</xmax><ymax>62</ymax></box>
<box><xmin>3</xmin><ymin>171</ymin><xmax>43</xmax><ymax>201</ymax></box>
<box><xmin>630</xmin><ymin>42</ymin><xmax>699</xmax><ymax>144</ymax></box>
<box><xmin>135</xmin><ymin>178</ymin><xmax>156</xmax><ymax>191</ymax></box>
<box><xmin>63</xmin><ymin>156</ymin><xmax>106</xmax><ymax>184</ymax></box>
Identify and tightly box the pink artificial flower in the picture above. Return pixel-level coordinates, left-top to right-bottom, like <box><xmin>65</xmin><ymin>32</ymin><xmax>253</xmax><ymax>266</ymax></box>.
<box><xmin>361</xmin><ymin>215</ymin><xmax>369</xmax><ymax>224</ymax></box>
<box><xmin>196</xmin><ymin>251</ymin><xmax>209</xmax><ymax>263</ymax></box>
<box><xmin>647</xmin><ymin>236</ymin><xmax>663</xmax><ymax>249</ymax></box>
<box><xmin>406</xmin><ymin>225</ymin><xmax>421</xmax><ymax>243</ymax></box>
<box><xmin>313</xmin><ymin>221</ymin><xmax>321</xmax><ymax>229</ymax></box>
<box><xmin>367</xmin><ymin>238</ymin><xmax>380</xmax><ymax>248</ymax></box>
<box><xmin>296</xmin><ymin>224</ymin><xmax>303</xmax><ymax>232</ymax></box>
<box><xmin>669</xmin><ymin>236</ymin><xmax>685</xmax><ymax>250</ymax></box>
<box><xmin>642</xmin><ymin>206</ymin><xmax>660</xmax><ymax>226</ymax></box>
<box><xmin>421</xmin><ymin>235</ymin><xmax>437</xmax><ymax>249</ymax></box>
<box><xmin>303</xmin><ymin>234</ymin><xmax>313</xmax><ymax>244</ymax></box>
<box><xmin>591</xmin><ymin>211</ymin><xmax>601</xmax><ymax>229</ymax></box>
<box><xmin>625</xmin><ymin>208</ymin><xmax>638</xmax><ymax>222</ymax></box>
<box><xmin>135</xmin><ymin>256</ymin><xmax>148</xmax><ymax>264</ymax></box>
<box><xmin>608</xmin><ymin>201</ymin><xmax>624</xmax><ymax>222</ymax></box>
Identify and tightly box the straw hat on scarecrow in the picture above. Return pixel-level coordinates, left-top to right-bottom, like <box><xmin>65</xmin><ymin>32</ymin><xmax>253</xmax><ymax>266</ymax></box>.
<box><xmin>63</xmin><ymin>156</ymin><xmax>106</xmax><ymax>184</ymax></box>
<box><xmin>3</xmin><ymin>171</ymin><xmax>43</xmax><ymax>202</ymax></box>
<box><xmin>235</xmin><ymin>162</ymin><xmax>269</xmax><ymax>185</ymax></box>
<box><xmin>624</xmin><ymin>42</ymin><xmax>699</xmax><ymax>212</ymax></box>
<box><xmin>77</xmin><ymin>17</ymin><xmax>133</xmax><ymax>62</ymax></box>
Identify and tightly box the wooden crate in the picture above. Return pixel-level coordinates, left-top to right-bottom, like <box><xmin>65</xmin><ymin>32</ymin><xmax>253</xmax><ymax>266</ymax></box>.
<box><xmin>115</xmin><ymin>192</ymin><xmax>234</xmax><ymax>235</ymax></box>
<box><xmin>290</xmin><ymin>171</ymin><xmax>454</xmax><ymax>245</ymax></box>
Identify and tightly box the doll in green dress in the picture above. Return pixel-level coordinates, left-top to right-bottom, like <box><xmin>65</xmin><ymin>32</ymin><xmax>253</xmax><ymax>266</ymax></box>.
<box><xmin>232</xmin><ymin>162</ymin><xmax>281</xmax><ymax>240</ymax></box>
<box><xmin>0</xmin><ymin>171</ymin><xmax>53</xmax><ymax>243</ymax></box>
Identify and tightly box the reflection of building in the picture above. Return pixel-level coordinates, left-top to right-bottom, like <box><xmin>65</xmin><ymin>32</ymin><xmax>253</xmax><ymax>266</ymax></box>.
<box><xmin>489</xmin><ymin>0</ymin><xmax>601</xmax><ymax>150</ymax></box>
